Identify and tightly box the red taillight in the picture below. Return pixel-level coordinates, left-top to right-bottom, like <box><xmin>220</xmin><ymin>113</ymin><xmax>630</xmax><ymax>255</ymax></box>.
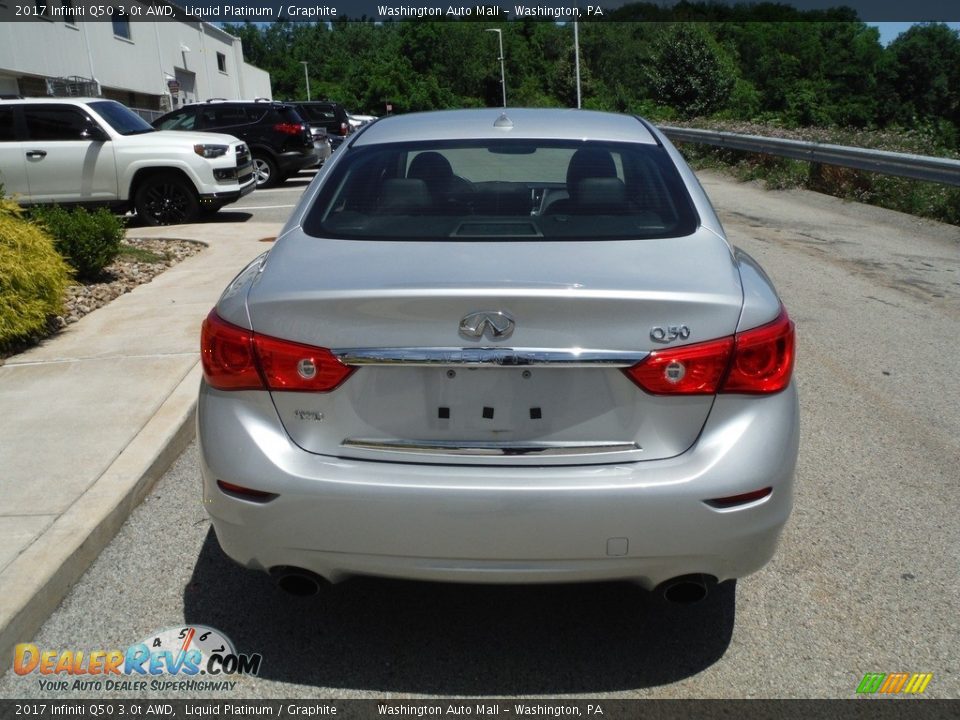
<box><xmin>201</xmin><ymin>310</ymin><xmax>263</xmax><ymax>390</ymax></box>
<box><xmin>722</xmin><ymin>307</ymin><xmax>795</xmax><ymax>394</ymax></box>
<box><xmin>274</xmin><ymin>122</ymin><xmax>304</xmax><ymax>136</ymax></box>
<box><xmin>200</xmin><ymin>310</ymin><xmax>355</xmax><ymax>392</ymax></box>
<box><xmin>624</xmin><ymin>336</ymin><xmax>733</xmax><ymax>395</ymax></box>
<box><xmin>254</xmin><ymin>334</ymin><xmax>355</xmax><ymax>392</ymax></box>
<box><xmin>339</xmin><ymin>122</ymin><xmax>348</xmax><ymax>136</ymax></box>
<box><xmin>623</xmin><ymin>307</ymin><xmax>795</xmax><ymax>396</ymax></box>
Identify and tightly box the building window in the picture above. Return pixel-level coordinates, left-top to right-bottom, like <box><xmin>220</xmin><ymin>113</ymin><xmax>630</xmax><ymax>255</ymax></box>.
<box><xmin>112</xmin><ymin>10</ymin><xmax>131</xmax><ymax>40</ymax></box>
<box><xmin>217</xmin><ymin>53</ymin><xmax>227</xmax><ymax>73</ymax></box>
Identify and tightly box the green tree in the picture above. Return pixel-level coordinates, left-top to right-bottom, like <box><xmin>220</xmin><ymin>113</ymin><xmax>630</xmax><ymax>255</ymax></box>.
<box><xmin>879</xmin><ymin>23</ymin><xmax>960</xmax><ymax>142</ymax></box>
<box><xmin>647</xmin><ymin>24</ymin><xmax>736</xmax><ymax>118</ymax></box>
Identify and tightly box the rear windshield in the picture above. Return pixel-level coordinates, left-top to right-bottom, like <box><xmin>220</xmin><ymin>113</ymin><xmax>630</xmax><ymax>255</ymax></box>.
<box><xmin>302</xmin><ymin>140</ymin><xmax>699</xmax><ymax>241</ymax></box>
<box><xmin>298</xmin><ymin>105</ymin><xmax>337</xmax><ymax>123</ymax></box>
<box><xmin>272</xmin><ymin>106</ymin><xmax>306</xmax><ymax>124</ymax></box>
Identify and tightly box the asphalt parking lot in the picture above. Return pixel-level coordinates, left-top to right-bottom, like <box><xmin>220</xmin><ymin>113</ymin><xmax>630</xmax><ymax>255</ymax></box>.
<box><xmin>1</xmin><ymin>171</ymin><xmax>957</xmax><ymax>699</ymax></box>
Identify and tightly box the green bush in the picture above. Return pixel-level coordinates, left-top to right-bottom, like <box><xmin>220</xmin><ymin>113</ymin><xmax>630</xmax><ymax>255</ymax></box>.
<box><xmin>29</xmin><ymin>206</ymin><xmax>125</xmax><ymax>281</ymax></box>
<box><xmin>0</xmin><ymin>199</ymin><xmax>72</xmax><ymax>353</ymax></box>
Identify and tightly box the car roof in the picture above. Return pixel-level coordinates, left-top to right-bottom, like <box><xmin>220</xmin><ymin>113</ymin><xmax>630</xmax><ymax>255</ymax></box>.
<box><xmin>0</xmin><ymin>97</ymin><xmax>109</xmax><ymax>104</ymax></box>
<box><xmin>293</xmin><ymin>101</ymin><xmax>344</xmax><ymax>107</ymax></box>
<box><xmin>353</xmin><ymin>108</ymin><xmax>658</xmax><ymax>146</ymax></box>
<box><xmin>179</xmin><ymin>99</ymin><xmax>289</xmax><ymax>108</ymax></box>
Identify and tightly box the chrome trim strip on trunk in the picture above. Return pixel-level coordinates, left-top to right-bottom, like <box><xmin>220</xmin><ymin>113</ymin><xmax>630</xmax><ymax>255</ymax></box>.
<box><xmin>332</xmin><ymin>347</ymin><xmax>649</xmax><ymax>367</ymax></box>
<box><xmin>341</xmin><ymin>439</ymin><xmax>642</xmax><ymax>457</ymax></box>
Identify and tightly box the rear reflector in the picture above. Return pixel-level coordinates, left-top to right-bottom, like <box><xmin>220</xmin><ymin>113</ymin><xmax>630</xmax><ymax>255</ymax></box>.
<box><xmin>217</xmin><ymin>480</ymin><xmax>278</xmax><ymax>503</ymax></box>
<box><xmin>201</xmin><ymin>309</ymin><xmax>355</xmax><ymax>392</ymax></box>
<box><xmin>705</xmin><ymin>487</ymin><xmax>773</xmax><ymax>508</ymax></box>
<box><xmin>624</xmin><ymin>307</ymin><xmax>795</xmax><ymax>395</ymax></box>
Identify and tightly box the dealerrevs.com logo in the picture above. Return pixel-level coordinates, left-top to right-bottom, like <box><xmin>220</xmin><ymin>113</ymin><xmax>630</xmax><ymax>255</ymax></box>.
<box><xmin>13</xmin><ymin>625</ymin><xmax>262</xmax><ymax>692</ymax></box>
<box><xmin>856</xmin><ymin>672</ymin><xmax>933</xmax><ymax>695</ymax></box>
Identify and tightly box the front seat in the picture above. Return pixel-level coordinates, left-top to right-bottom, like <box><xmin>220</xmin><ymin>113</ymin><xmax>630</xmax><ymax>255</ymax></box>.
<box><xmin>407</xmin><ymin>151</ymin><xmax>474</xmax><ymax>209</ymax></box>
<box><xmin>545</xmin><ymin>147</ymin><xmax>624</xmax><ymax>214</ymax></box>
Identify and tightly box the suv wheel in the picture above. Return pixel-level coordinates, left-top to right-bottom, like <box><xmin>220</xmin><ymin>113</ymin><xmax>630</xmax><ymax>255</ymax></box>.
<box><xmin>135</xmin><ymin>173</ymin><xmax>200</xmax><ymax>226</ymax></box>
<box><xmin>252</xmin><ymin>154</ymin><xmax>280</xmax><ymax>188</ymax></box>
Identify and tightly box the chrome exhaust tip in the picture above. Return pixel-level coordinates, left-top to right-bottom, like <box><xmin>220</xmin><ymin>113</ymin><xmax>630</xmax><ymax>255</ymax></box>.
<box><xmin>270</xmin><ymin>567</ymin><xmax>328</xmax><ymax>597</ymax></box>
<box><xmin>657</xmin><ymin>574</ymin><xmax>713</xmax><ymax>604</ymax></box>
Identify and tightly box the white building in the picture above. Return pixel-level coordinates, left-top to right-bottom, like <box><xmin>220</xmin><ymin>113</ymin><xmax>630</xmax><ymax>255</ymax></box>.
<box><xmin>0</xmin><ymin>4</ymin><xmax>271</xmax><ymax>118</ymax></box>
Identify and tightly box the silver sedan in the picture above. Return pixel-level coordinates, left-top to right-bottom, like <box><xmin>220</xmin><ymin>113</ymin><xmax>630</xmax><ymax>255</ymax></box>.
<box><xmin>198</xmin><ymin>108</ymin><xmax>799</xmax><ymax>603</ymax></box>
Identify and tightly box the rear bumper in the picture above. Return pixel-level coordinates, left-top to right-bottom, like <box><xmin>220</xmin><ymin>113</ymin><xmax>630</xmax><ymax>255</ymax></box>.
<box><xmin>198</xmin><ymin>383</ymin><xmax>799</xmax><ymax>589</ymax></box>
<box><xmin>276</xmin><ymin>149</ymin><xmax>318</xmax><ymax>175</ymax></box>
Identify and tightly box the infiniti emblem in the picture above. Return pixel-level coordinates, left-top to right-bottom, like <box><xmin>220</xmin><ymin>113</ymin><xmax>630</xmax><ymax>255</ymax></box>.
<box><xmin>459</xmin><ymin>311</ymin><xmax>515</xmax><ymax>341</ymax></box>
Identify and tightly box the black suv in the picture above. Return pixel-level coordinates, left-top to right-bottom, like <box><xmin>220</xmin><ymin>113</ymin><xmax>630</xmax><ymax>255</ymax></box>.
<box><xmin>286</xmin><ymin>101</ymin><xmax>352</xmax><ymax>151</ymax></box>
<box><xmin>153</xmin><ymin>100</ymin><xmax>316</xmax><ymax>188</ymax></box>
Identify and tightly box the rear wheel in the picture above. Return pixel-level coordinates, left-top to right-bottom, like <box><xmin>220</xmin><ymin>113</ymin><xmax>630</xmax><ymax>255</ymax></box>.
<box><xmin>134</xmin><ymin>173</ymin><xmax>200</xmax><ymax>226</ymax></box>
<box><xmin>252</xmin><ymin>154</ymin><xmax>280</xmax><ymax>188</ymax></box>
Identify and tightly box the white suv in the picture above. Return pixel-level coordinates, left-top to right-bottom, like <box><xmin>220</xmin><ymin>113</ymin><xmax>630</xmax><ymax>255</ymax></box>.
<box><xmin>0</xmin><ymin>97</ymin><xmax>255</xmax><ymax>225</ymax></box>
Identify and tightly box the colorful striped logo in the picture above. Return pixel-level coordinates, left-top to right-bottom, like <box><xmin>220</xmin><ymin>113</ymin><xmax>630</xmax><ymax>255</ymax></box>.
<box><xmin>856</xmin><ymin>672</ymin><xmax>933</xmax><ymax>695</ymax></box>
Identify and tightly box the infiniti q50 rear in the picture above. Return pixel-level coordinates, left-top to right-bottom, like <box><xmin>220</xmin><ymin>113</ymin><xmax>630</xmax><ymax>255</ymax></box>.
<box><xmin>198</xmin><ymin>108</ymin><xmax>799</xmax><ymax>599</ymax></box>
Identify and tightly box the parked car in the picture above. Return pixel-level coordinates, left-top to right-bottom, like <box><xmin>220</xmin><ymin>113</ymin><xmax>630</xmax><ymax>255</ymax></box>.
<box><xmin>153</xmin><ymin>100</ymin><xmax>316</xmax><ymax>188</ymax></box>
<box><xmin>199</xmin><ymin>108</ymin><xmax>799</xmax><ymax>603</ymax></box>
<box><xmin>286</xmin><ymin>101</ymin><xmax>351</xmax><ymax>151</ymax></box>
<box><xmin>309</xmin><ymin>127</ymin><xmax>332</xmax><ymax>167</ymax></box>
<box><xmin>0</xmin><ymin>97</ymin><xmax>255</xmax><ymax>225</ymax></box>
<box><xmin>348</xmin><ymin>113</ymin><xmax>377</xmax><ymax>130</ymax></box>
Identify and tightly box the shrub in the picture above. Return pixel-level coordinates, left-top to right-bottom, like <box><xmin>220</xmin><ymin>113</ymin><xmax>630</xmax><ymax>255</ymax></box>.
<box><xmin>647</xmin><ymin>24</ymin><xmax>737</xmax><ymax>119</ymax></box>
<box><xmin>29</xmin><ymin>206</ymin><xmax>125</xmax><ymax>281</ymax></box>
<box><xmin>0</xmin><ymin>199</ymin><xmax>72</xmax><ymax>353</ymax></box>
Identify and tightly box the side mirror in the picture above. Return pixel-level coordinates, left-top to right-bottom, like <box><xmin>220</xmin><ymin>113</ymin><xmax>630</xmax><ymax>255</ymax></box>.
<box><xmin>81</xmin><ymin>124</ymin><xmax>109</xmax><ymax>142</ymax></box>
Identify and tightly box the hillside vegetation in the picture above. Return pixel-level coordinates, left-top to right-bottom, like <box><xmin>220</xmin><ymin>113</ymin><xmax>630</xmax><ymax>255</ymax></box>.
<box><xmin>225</xmin><ymin>6</ymin><xmax>960</xmax><ymax>223</ymax></box>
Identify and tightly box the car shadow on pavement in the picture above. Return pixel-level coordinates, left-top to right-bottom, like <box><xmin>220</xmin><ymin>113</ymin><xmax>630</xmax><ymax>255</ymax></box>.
<box><xmin>183</xmin><ymin>530</ymin><xmax>736</xmax><ymax>694</ymax></box>
<box><xmin>124</xmin><ymin>211</ymin><xmax>255</xmax><ymax>228</ymax></box>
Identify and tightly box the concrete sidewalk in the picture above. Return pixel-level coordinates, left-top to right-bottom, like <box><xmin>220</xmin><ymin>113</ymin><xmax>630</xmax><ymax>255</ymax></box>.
<box><xmin>0</xmin><ymin>221</ymin><xmax>282</xmax><ymax>664</ymax></box>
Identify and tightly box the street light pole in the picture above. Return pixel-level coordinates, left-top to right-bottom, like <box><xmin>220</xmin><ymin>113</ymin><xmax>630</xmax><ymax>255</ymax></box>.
<box><xmin>574</xmin><ymin>21</ymin><xmax>582</xmax><ymax>109</ymax></box>
<box><xmin>300</xmin><ymin>61</ymin><xmax>310</xmax><ymax>102</ymax></box>
<box><xmin>485</xmin><ymin>28</ymin><xmax>506</xmax><ymax>107</ymax></box>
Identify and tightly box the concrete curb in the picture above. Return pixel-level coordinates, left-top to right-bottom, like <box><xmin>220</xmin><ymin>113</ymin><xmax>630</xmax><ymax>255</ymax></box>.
<box><xmin>0</xmin><ymin>363</ymin><xmax>201</xmax><ymax>665</ymax></box>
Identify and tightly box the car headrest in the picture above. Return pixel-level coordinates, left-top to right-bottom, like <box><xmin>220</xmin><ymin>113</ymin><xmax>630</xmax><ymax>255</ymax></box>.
<box><xmin>576</xmin><ymin>177</ymin><xmax>627</xmax><ymax>209</ymax></box>
<box><xmin>567</xmin><ymin>148</ymin><xmax>617</xmax><ymax>198</ymax></box>
<box><xmin>379</xmin><ymin>179</ymin><xmax>432</xmax><ymax>211</ymax></box>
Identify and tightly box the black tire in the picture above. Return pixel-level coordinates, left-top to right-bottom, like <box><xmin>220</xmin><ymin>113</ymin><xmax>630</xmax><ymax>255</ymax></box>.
<box><xmin>134</xmin><ymin>173</ymin><xmax>200</xmax><ymax>226</ymax></box>
<box><xmin>252</xmin><ymin>154</ymin><xmax>280</xmax><ymax>188</ymax></box>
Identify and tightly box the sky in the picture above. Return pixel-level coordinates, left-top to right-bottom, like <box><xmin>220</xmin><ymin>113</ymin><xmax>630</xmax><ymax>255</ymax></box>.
<box><xmin>871</xmin><ymin>21</ymin><xmax>960</xmax><ymax>45</ymax></box>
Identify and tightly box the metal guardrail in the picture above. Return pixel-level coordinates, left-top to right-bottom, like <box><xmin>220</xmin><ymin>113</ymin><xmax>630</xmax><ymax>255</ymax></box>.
<box><xmin>660</xmin><ymin>126</ymin><xmax>960</xmax><ymax>187</ymax></box>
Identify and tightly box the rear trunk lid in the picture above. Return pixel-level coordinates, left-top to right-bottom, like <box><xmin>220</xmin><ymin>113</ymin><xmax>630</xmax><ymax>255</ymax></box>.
<box><xmin>245</xmin><ymin>229</ymin><xmax>742</xmax><ymax>465</ymax></box>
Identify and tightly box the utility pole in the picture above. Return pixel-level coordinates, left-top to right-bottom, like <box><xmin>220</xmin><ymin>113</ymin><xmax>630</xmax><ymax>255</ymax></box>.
<box><xmin>485</xmin><ymin>28</ymin><xmax>507</xmax><ymax>107</ymax></box>
<box><xmin>300</xmin><ymin>61</ymin><xmax>310</xmax><ymax>101</ymax></box>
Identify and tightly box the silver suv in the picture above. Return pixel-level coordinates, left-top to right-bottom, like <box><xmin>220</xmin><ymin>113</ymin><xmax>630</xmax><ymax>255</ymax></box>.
<box><xmin>0</xmin><ymin>97</ymin><xmax>255</xmax><ymax>225</ymax></box>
